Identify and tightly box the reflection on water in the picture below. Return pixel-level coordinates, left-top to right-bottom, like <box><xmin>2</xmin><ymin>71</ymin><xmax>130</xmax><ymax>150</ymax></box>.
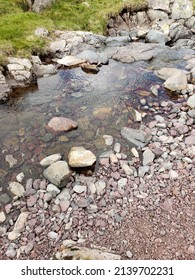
<box><xmin>0</xmin><ymin>60</ymin><xmax>169</xmax><ymax>186</ymax></box>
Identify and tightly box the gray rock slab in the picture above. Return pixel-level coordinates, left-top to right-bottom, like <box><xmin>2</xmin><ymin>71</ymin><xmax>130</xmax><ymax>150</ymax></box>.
<box><xmin>121</xmin><ymin>127</ymin><xmax>151</xmax><ymax>148</ymax></box>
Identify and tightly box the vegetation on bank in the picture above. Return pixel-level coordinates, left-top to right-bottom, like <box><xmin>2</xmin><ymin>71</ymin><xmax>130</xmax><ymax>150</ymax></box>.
<box><xmin>0</xmin><ymin>0</ymin><xmax>194</xmax><ymax>60</ymax></box>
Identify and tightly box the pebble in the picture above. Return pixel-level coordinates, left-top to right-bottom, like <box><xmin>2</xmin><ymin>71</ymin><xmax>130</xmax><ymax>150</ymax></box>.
<box><xmin>131</xmin><ymin>147</ymin><xmax>139</xmax><ymax>158</ymax></box>
<box><xmin>0</xmin><ymin>211</ymin><xmax>6</xmax><ymax>223</ymax></box>
<box><xmin>16</xmin><ymin>172</ymin><xmax>25</xmax><ymax>183</ymax></box>
<box><xmin>143</xmin><ymin>148</ymin><xmax>155</xmax><ymax>166</ymax></box>
<box><xmin>9</xmin><ymin>182</ymin><xmax>25</xmax><ymax>198</ymax></box>
<box><xmin>122</xmin><ymin>164</ymin><xmax>134</xmax><ymax>176</ymax></box>
<box><xmin>126</xmin><ymin>250</ymin><xmax>133</xmax><ymax>259</ymax></box>
<box><xmin>114</xmin><ymin>143</ymin><xmax>121</xmax><ymax>153</ymax></box>
<box><xmin>5</xmin><ymin>155</ymin><xmax>17</xmax><ymax>168</ymax></box>
<box><xmin>40</xmin><ymin>153</ymin><xmax>62</xmax><ymax>167</ymax></box>
<box><xmin>47</xmin><ymin>184</ymin><xmax>60</xmax><ymax>195</ymax></box>
<box><xmin>47</xmin><ymin>231</ymin><xmax>59</xmax><ymax>240</ymax></box>
<box><xmin>95</xmin><ymin>180</ymin><xmax>106</xmax><ymax>195</ymax></box>
<box><xmin>118</xmin><ymin>178</ymin><xmax>127</xmax><ymax>188</ymax></box>
<box><xmin>103</xmin><ymin>135</ymin><xmax>113</xmax><ymax>146</ymax></box>
<box><xmin>110</xmin><ymin>154</ymin><xmax>118</xmax><ymax>164</ymax></box>
<box><xmin>169</xmin><ymin>170</ymin><xmax>179</xmax><ymax>180</ymax></box>
<box><xmin>73</xmin><ymin>184</ymin><xmax>87</xmax><ymax>194</ymax></box>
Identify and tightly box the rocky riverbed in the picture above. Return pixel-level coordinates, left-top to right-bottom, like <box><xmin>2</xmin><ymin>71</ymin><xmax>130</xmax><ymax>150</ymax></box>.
<box><xmin>0</xmin><ymin>0</ymin><xmax>195</xmax><ymax>260</ymax></box>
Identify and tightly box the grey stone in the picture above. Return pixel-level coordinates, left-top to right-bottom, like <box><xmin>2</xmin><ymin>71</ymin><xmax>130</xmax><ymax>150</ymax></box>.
<box><xmin>0</xmin><ymin>211</ymin><xmax>6</xmax><ymax>223</ymax></box>
<box><xmin>33</xmin><ymin>0</ymin><xmax>54</xmax><ymax>13</ymax></box>
<box><xmin>95</xmin><ymin>180</ymin><xmax>106</xmax><ymax>196</ymax></box>
<box><xmin>40</xmin><ymin>153</ymin><xmax>62</xmax><ymax>167</ymax></box>
<box><xmin>34</xmin><ymin>27</ymin><xmax>49</xmax><ymax>37</ymax></box>
<box><xmin>138</xmin><ymin>166</ymin><xmax>150</xmax><ymax>177</ymax></box>
<box><xmin>8</xmin><ymin>212</ymin><xmax>29</xmax><ymax>241</ymax></box>
<box><xmin>147</xmin><ymin>9</ymin><xmax>169</xmax><ymax>21</ymax></box>
<box><xmin>121</xmin><ymin>127</ymin><xmax>151</xmax><ymax>148</ymax></box>
<box><xmin>56</xmin><ymin>188</ymin><xmax>71</xmax><ymax>201</ymax></box>
<box><xmin>77</xmin><ymin>50</ymin><xmax>108</xmax><ymax>64</ymax></box>
<box><xmin>16</xmin><ymin>172</ymin><xmax>25</xmax><ymax>183</ymax></box>
<box><xmin>73</xmin><ymin>184</ymin><xmax>87</xmax><ymax>194</ymax></box>
<box><xmin>122</xmin><ymin>164</ymin><xmax>134</xmax><ymax>176</ymax></box>
<box><xmin>118</xmin><ymin>178</ymin><xmax>127</xmax><ymax>188</ymax></box>
<box><xmin>5</xmin><ymin>155</ymin><xmax>17</xmax><ymax>168</ymax></box>
<box><xmin>43</xmin><ymin>161</ymin><xmax>71</xmax><ymax>187</ymax></box>
<box><xmin>114</xmin><ymin>143</ymin><xmax>121</xmax><ymax>153</ymax></box>
<box><xmin>57</xmin><ymin>56</ymin><xmax>86</xmax><ymax>67</ymax></box>
<box><xmin>103</xmin><ymin>135</ymin><xmax>113</xmax><ymax>146</ymax></box>
<box><xmin>126</xmin><ymin>250</ymin><xmax>133</xmax><ymax>259</ymax></box>
<box><xmin>48</xmin><ymin>231</ymin><xmax>58</xmax><ymax>240</ymax></box>
<box><xmin>148</xmin><ymin>0</ymin><xmax>170</xmax><ymax>13</ymax></box>
<box><xmin>105</xmin><ymin>36</ymin><xmax>131</xmax><ymax>47</ymax></box>
<box><xmin>146</xmin><ymin>30</ymin><xmax>170</xmax><ymax>45</ymax></box>
<box><xmin>155</xmin><ymin>67</ymin><xmax>188</xmax><ymax>81</ymax></box>
<box><xmin>46</xmin><ymin>184</ymin><xmax>60</xmax><ymax>195</ymax></box>
<box><xmin>143</xmin><ymin>148</ymin><xmax>155</xmax><ymax>166</ymax></box>
<box><xmin>0</xmin><ymin>71</ymin><xmax>11</xmax><ymax>103</ymax></box>
<box><xmin>171</xmin><ymin>0</ymin><xmax>193</xmax><ymax>19</ymax></box>
<box><xmin>187</xmin><ymin>95</ymin><xmax>195</xmax><ymax>109</ymax></box>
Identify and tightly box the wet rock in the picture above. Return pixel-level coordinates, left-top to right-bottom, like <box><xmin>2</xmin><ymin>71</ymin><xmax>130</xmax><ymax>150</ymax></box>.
<box><xmin>47</xmin><ymin>117</ymin><xmax>78</xmax><ymax>132</ymax></box>
<box><xmin>77</xmin><ymin>50</ymin><xmax>108</xmax><ymax>64</ymax></box>
<box><xmin>164</xmin><ymin>71</ymin><xmax>188</xmax><ymax>91</ymax></box>
<box><xmin>68</xmin><ymin>147</ymin><xmax>96</xmax><ymax>167</ymax></box>
<box><xmin>8</xmin><ymin>212</ymin><xmax>29</xmax><ymax>241</ymax></box>
<box><xmin>103</xmin><ymin>135</ymin><xmax>113</xmax><ymax>146</ymax></box>
<box><xmin>43</xmin><ymin>161</ymin><xmax>71</xmax><ymax>187</ymax></box>
<box><xmin>9</xmin><ymin>182</ymin><xmax>25</xmax><ymax>197</ymax></box>
<box><xmin>57</xmin><ymin>55</ymin><xmax>85</xmax><ymax>67</ymax></box>
<box><xmin>93</xmin><ymin>107</ymin><xmax>112</xmax><ymax>120</ymax></box>
<box><xmin>81</xmin><ymin>63</ymin><xmax>99</xmax><ymax>74</ymax></box>
<box><xmin>106</xmin><ymin>36</ymin><xmax>131</xmax><ymax>47</ymax></box>
<box><xmin>155</xmin><ymin>67</ymin><xmax>188</xmax><ymax>81</ymax></box>
<box><xmin>171</xmin><ymin>0</ymin><xmax>193</xmax><ymax>20</ymax></box>
<box><xmin>40</xmin><ymin>153</ymin><xmax>62</xmax><ymax>167</ymax></box>
<box><xmin>143</xmin><ymin>148</ymin><xmax>155</xmax><ymax>166</ymax></box>
<box><xmin>32</xmin><ymin>58</ymin><xmax>56</xmax><ymax>77</ymax></box>
<box><xmin>121</xmin><ymin>127</ymin><xmax>151</xmax><ymax>148</ymax></box>
<box><xmin>187</xmin><ymin>95</ymin><xmax>195</xmax><ymax>109</ymax></box>
<box><xmin>0</xmin><ymin>211</ymin><xmax>6</xmax><ymax>223</ymax></box>
<box><xmin>129</xmin><ymin>108</ymin><xmax>142</xmax><ymax>122</ymax></box>
<box><xmin>5</xmin><ymin>155</ymin><xmax>17</xmax><ymax>168</ymax></box>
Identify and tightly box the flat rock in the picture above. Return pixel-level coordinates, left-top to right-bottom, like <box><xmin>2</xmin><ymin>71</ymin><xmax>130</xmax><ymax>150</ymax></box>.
<box><xmin>164</xmin><ymin>72</ymin><xmax>188</xmax><ymax>91</ymax></box>
<box><xmin>57</xmin><ymin>56</ymin><xmax>86</xmax><ymax>67</ymax></box>
<box><xmin>43</xmin><ymin>161</ymin><xmax>71</xmax><ymax>187</ymax></box>
<box><xmin>121</xmin><ymin>127</ymin><xmax>151</xmax><ymax>148</ymax></box>
<box><xmin>77</xmin><ymin>50</ymin><xmax>108</xmax><ymax>64</ymax></box>
<box><xmin>9</xmin><ymin>182</ymin><xmax>25</xmax><ymax>197</ymax></box>
<box><xmin>155</xmin><ymin>68</ymin><xmax>188</xmax><ymax>81</ymax></box>
<box><xmin>68</xmin><ymin>147</ymin><xmax>96</xmax><ymax>168</ymax></box>
<box><xmin>47</xmin><ymin>117</ymin><xmax>78</xmax><ymax>132</ymax></box>
<box><xmin>40</xmin><ymin>153</ymin><xmax>62</xmax><ymax>166</ymax></box>
<box><xmin>146</xmin><ymin>30</ymin><xmax>170</xmax><ymax>45</ymax></box>
<box><xmin>73</xmin><ymin>184</ymin><xmax>87</xmax><ymax>194</ymax></box>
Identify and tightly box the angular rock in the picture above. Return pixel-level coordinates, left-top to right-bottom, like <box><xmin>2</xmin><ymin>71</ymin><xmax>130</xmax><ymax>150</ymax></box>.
<box><xmin>148</xmin><ymin>0</ymin><xmax>170</xmax><ymax>13</ymax></box>
<box><xmin>8</xmin><ymin>212</ymin><xmax>29</xmax><ymax>241</ymax></box>
<box><xmin>118</xmin><ymin>178</ymin><xmax>127</xmax><ymax>188</ymax></box>
<box><xmin>129</xmin><ymin>108</ymin><xmax>142</xmax><ymax>122</ymax></box>
<box><xmin>68</xmin><ymin>147</ymin><xmax>96</xmax><ymax>168</ymax></box>
<box><xmin>95</xmin><ymin>180</ymin><xmax>106</xmax><ymax>196</ymax></box>
<box><xmin>169</xmin><ymin>170</ymin><xmax>179</xmax><ymax>180</ymax></box>
<box><xmin>121</xmin><ymin>127</ymin><xmax>151</xmax><ymax>148</ymax></box>
<box><xmin>164</xmin><ymin>72</ymin><xmax>188</xmax><ymax>91</ymax></box>
<box><xmin>122</xmin><ymin>164</ymin><xmax>134</xmax><ymax>176</ymax></box>
<box><xmin>155</xmin><ymin>67</ymin><xmax>188</xmax><ymax>81</ymax></box>
<box><xmin>56</xmin><ymin>188</ymin><xmax>71</xmax><ymax>201</ymax></box>
<box><xmin>16</xmin><ymin>172</ymin><xmax>25</xmax><ymax>183</ymax></box>
<box><xmin>143</xmin><ymin>148</ymin><xmax>155</xmax><ymax>166</ymax></box>
<box><xmin>73</xmin><ymin>184</ymin><xmax>87</xmax><ymax>194</ymax></box>
<box><xmin>47</xmin><ymin>184</ymin><xmax>60</xmax><ymax>195</ymax></box>
<box><xmin>147</xmin><ymin>9</ymin><xmax>169</xmax><ymax>21</ymax></box>
<box><xmin>103</xmin><ymin>135</ymin><xmax>113</xmax><ymax>146</ymax></box>
<box><xmin>47</xmin><ymin>117</ymin><xmax>78</xmax><ymax>132</ymax></box>
<box><xmin>138</xmin><ymin>166</ymin><xmax>150</xmax><ymax>177</ymax></box>
<box><xmin>171</xmin><ymin>0</ymin><xmax>193</xmax><ymax>19</ymax></box>
<box><xmin>57</xmin><ymin>56</ymin><xmax>86</xmax><ymax>67</ymax></box>
<box><xmin>0</xmin><ymin>211</ymin><xmax>6</xmax><ymax>223</ymax></box>
<box><xmin>9</xmin><ymin>182</ymin><xmax>25</xmax><ymax>197</ymax></box>
<box><xmin>40</xmin><ymin>153</ymin><xmax>62</xmax><ymax>167</ymax></box>
<box><xmin>43</xmin><ymin>161</ymin><xmax>71</xmax><ymax>187</ymax></box>
<box><xmin>33</xmin><ymin>0</ymin><xmax>54</xmax><ymax>13</ymax></box>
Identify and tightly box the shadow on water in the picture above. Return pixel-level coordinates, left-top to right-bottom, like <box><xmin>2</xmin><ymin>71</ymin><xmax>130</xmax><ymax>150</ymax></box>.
<box><xmin>0</xmin><ymin>59</ymin><xmax>180</xmax><ymax>186</ymax></box>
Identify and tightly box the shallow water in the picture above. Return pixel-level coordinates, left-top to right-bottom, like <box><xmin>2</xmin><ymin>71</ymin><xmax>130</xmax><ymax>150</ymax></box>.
<box><xmin>0</xmin><ymin>60</ymin><xmax>173</xmax><ymax>187</ymax></box>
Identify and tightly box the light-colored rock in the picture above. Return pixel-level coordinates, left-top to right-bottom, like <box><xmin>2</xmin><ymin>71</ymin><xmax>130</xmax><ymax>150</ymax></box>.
<box><xmin>118</xmin><ymin>178</ymin><xmax>127</xmax><ymax>188</ymax></box>
<box><xmin>34</xmin><ymin>27</ymin><xmax>49</xmax><ymax>37</ymax></box>
<box><xmin>56</xmin><ymin>188</ymin><xmax>71</xmax><ymax>201</ymax></box>
<box><xmin>48</xmin><ymin>231</ymin><xmax>58</xmax><ymax>240</ymax></box>
<box><xmin>8</xmin><ymin>212</ymin><xmax>29</xmax><ymax>240</ymax></box>
<box><xmin>143</xmin><ymin>148</ymin><xmax>155</xmax><ymax>166</ymax></box>
<box><xmin>0</xmin><ymin>211</ymin><xmax>6</xmax><ymax>223</ymax></box>
<box><xmin>126</xmin><ymin>250</ymin><xmax>133</xmax><ymax>259</ymax></box>
<box><xmin>40</xmin><ymin>153</ymin><xmax>62</xmax><ymax>167</ymax></box>
<box><xmin>122</xmin><ymin>164</ymin><xmax>134</xmax><ymax>176</ymax></box>
<box><xmin>148</xmin><ymin>0</ymin><xmax>170</xmax><ymax>13</ymax></box>
<box><xmin>129</xmin><ymin>108</ymin><xmax>142</xmax><ymax>122</ymax></box>
<box><xmin>95</xmin><ymin>180</ymin><xmax>106</xmax><ymax>196</ymax></box>
<box><xmin>57</xmin><ymin>246</ymin><xmax>121</xmax><ymax>260</ymax></box>
<box><xmin>77</xmin><ymin>50</ymin><xmax>108</xmax><ymax>65</ymax></box>
<box><xmin>47</xmin><ymin>184</ymin><xmax>60</xmax><ymax>195</ymax></box>
<box><xmin>187</xmin><ymin>95</ymin><xmax>195</xmax><ymax>109</ymax></box>
<box><xmin>147</xmin><ymin>9</ymin><xmax>169</xmax><ymax>21</ymax></box>
<box><xmin>49</xmin><ymin>40</ymin><xmax>66</xmax><ymax>53</ymax></box>
<box><xmin>131</xmin><ymin>147</ymin><xmax>139</xmax><ymax>158</ymax></box>
<box><xmin>169</xmin><ymin>170</ymin><xmax>179</xmax><ymax>180</ymax></box>
<box><xmin>43</xmin><ymin>161</ymin><xmax>71</xmax><ymax>187</ymax></box>
<box><xmin>5</xmin><ymin>155</ymin><xmax>17</xmax><ymax>168</ymax></box>
<box><xmin>103</xmin><ymin>135</ymin><xmax>113</xmax><ymax>146</ymax></box>
<box><xmin>16</xmin><ymin>172</ymin><xmax>25</xmax><ymax>183</ymax></box>
<box><xmin>47</xmin><ymin>117</ymin><xmax>78</xmax><ymax>132</ymax></box>
<box><xmin>138</xmin><ymin>166</ymin><xmax>150</xmax><ymax>177</ymax></box>
<box><xmin>164</xmin><ymin>72</ymin><xmax>188</xmax><ymax>91</ymax></box>
<box><xmin>171</xmin><ymin>0</ymin><xmax>193</xmax><ymax>20</ymax></box>
<box><xmin>114</xmin><ymin>143</ymin><xmax>121</xmax><ymax>153</ymax></box>
<box><xmin>0</xmin><ymin>71</ymin><xmax>11</xmax><ymax>103</ymax></box>
<box><xmin>68</xmin><ymin>147</ymin><xmax>96</xmax><ymax>168</ymax></box>
<box><xmin>155</xmin><ymin>67</ymin><xmax>188</xmax><ymax>81</ymax></box>
<box><xmin>121</xmin><ymin>127</ymin><xmax>151</xmax><ymax>148</ymax></box>
<box><xmin>106</xmin><ymin>36</ymin><xmax>130</xmax><ymax>47</ymax></box>
<box><xmin>33</xmin><ymin>0</ymin><xmax>54</xmax><ymax>13</ymax></box>
<box><xmin>73</xmin><ymin>184</ymin><xmax>87</xmax><ymax>194</ymax></box>
<box><xmin>57</xmin><ymin>56</ymin><xmax>86</xmax><ymax>67</ymax></box>
<box><xmin>9</xmin><ymin>182</ymin><xmax>25</xmax><ymax>197</ymax></box>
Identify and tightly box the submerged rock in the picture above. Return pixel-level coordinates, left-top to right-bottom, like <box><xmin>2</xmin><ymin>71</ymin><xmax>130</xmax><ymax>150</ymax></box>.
<box><xmin>121</xmin><ymin>127</ymin><xmax>151</xmax><ymax>148</ymax></box>
<box><xmin>47</xmin><ymin>117</ymin><xmax>78</xmax><ymax>132</ymax></box>
<box><xmin>68</xmin><ymin>147</ymin><xmax>96</xmax><ymax>168</ymax></box>
<box><xmin>40</xmin><ymin>153</ymin><xmax>62</xmax><ymax>167</ymax></box>
<box><xmin>8</xmin><ymin>182</ymin><xmax>25</xmax><ymax>197</ymax></box>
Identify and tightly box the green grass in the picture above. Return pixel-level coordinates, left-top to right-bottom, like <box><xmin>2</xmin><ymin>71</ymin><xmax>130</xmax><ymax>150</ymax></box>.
<box><xmin>0</xmin><ymin>0</ymin><xmax>194</xmax><ymax>58</ymax></box>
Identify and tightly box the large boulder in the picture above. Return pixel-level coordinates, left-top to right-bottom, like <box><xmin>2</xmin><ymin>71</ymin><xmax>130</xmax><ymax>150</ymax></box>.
<box><xmin>171</xmin><ymin>0</ymin><xmax>193</xmax><ymax>20</ymax></box>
